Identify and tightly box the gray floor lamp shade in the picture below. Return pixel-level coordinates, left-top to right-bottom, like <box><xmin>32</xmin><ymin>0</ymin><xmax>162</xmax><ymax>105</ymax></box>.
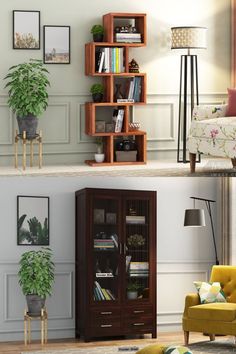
<box><xmin>184</xmin><ymin>209</ymin><xmax>205</xmax><ymax>227</ymax></box>
<box><xmin>184</xmin><ymin>197</ymin><xmax>219</xmax><ymax>265</ymax></box>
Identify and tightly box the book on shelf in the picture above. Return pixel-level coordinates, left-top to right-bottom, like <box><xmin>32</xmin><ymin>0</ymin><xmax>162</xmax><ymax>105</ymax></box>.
<box><xmin>126</xmin><ymin>77</ymin><xmax>142</xmax><ymax>102</ymax></box>
<box><xmin>129</xmin><ymin>261</ymin><xmax>149</xmax><ymax>270</ymax></box>
<box><xmin>94</xmin><ymin>281</ymin><xmax>115</xmax><ymax>301</ymax></box>
<box><xmin>111</xmin><ymin>234</ymin><xmax>118</xmax><ymax>248</ymax></box>
<box><xmin>126</xmin><ymin>215</ymin><xmax>145</xmax><ymax>224</ymax></box>
<box><xmin>112</xmin><ymin>108</ymin><xmax>124</xmax><ymax>133</ymax></box>
<box><xmin>115</xmin><ymin>33</ymin><xmax>142</xmax><ymax>43</ymax></box>
<box><xmin>95</xmin><ymin>47</ymin><xmax>125</xmax><ymax>73</ymax></box>
<box><xmin>126</xmin><ymin>255</ymin><xmax>132</xmax><ymax>271</ymax></box>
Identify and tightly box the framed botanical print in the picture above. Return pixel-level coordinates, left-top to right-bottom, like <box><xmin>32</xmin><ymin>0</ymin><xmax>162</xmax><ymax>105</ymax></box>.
<box><xmin>13</xmin><ymin>10</ymin><xmax>40</xmax><ymax>49</ymax></box>
<box><xmin>17</xmin><ymin>196</ymin><xmax>49</xmax><ymax>245</ymax></box>
<box><xmin>43</xmin><ymin>25</ymin><xmax>71</xmax><ymax>64</ymax></box>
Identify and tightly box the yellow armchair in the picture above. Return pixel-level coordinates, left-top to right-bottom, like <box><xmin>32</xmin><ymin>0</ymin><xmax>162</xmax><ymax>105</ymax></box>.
<box><xmin>183</xmin><ymin>266</ymin><xmax>236</xmax><ymax>345</ymax></box>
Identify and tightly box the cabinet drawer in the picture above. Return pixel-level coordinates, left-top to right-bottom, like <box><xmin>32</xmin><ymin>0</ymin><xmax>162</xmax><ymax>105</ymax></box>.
<box><xmin>90</xmin><ymin>308</ymin><xmax>120</xmax><ymax>322</ymax></box>
<box><xmin>124</xmin><ymin>317</ymin><xmax>153</xmax><ymax>333</ymax></box>
<box><xmin>124</xmin><ymin>305</ymin><xmax>153</xmax><ymax>318</ymax></box>
<box><xmin>91</xmin><ymin>318</ymin><xmax>122</xmax><ymax>336</ymax></box>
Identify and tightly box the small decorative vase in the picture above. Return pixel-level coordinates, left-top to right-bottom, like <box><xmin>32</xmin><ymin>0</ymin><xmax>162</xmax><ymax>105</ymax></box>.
<box><xmin>127</xmin><ymin>291</ymin><xmax>138</xmax><ymax>300</ymax></box>
<box><xmin>114</xmin><ymin>84</ymin><xmax>123</xmax><ymax>101</ymax></box>
<box><xmin>95</xmin><ymin>153</ymin><xmax>105</xmax><ymax>163</ymax></box>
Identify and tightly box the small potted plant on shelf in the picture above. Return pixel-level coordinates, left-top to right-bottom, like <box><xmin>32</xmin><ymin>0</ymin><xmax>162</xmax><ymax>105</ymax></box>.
<box><xmin>18</xmin><ymin>247</ymin><xmax>55</xmax><ymax>316</ymax></box>
<box><xmin>4</xmin><ymin>59</ymin><xmax>50</xmax><ymax>139</ymax></box>
<box><xmin>91</xmin><ymin>24</ymin><xmax>104</xmax><ymax>42</ymax></box>
<box><xmin>127</xmin><ymin>280</ymin><xmax>139</xmax><ymax>300</ymax></box>
<box><xmin>95</xmin><ymin>137</ymin><xmax>105</xmax><ymax>163</ymax></box>
<box><xmin>90</xmin><ymin>83</ymin><xmax>104</xmax><ymax>103</ymax></box>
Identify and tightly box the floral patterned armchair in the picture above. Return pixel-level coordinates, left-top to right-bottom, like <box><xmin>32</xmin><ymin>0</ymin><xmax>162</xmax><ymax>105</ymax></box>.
<box><xmin>188</xmin><ymin>104</ymin><xmax>236</xmax><ymax>172</ymax></box>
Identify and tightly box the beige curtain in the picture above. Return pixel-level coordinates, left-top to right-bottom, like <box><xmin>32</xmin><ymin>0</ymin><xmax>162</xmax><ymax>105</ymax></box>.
<box><xmin>221</xmin><ymin>178</ymin><xmax>236</xmax><ymax>264</ymax></box>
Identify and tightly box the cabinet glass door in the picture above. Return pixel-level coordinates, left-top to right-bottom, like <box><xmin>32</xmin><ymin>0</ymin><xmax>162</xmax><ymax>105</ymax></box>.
<box><xmin>92</xmin><ymin>196</ymin><xmax>120</xmax><ymax>303</ymax></box>
<box><xmin>124</xmin><ymin>198</ymin><xmax>150</xmax><ymax>301</ymax></box>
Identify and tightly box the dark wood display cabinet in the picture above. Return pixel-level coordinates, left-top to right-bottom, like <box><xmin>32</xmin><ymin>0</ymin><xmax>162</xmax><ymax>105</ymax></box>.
<box><xmin>75</xmin><ymin>188</ymin><xmax>157</xmax><ymax>341</ymax></box>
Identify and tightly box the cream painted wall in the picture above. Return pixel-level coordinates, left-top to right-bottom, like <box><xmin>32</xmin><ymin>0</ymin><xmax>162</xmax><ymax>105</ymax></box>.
<box><xmin>0</xmin><ymin>177</ymin><xmax>219</xmax><ymax>339</ymax></box>
<box><xmin>0</xmin><ymin>0</ymin><xmax>231</xmax><ymax>164</ymax></box>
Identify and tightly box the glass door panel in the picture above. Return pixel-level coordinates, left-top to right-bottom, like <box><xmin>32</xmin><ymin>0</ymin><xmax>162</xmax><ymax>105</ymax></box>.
<box><xmin>92</xmin><ymin>196</ymin><xmax>120</xmax><ymax>302</ymax></box>
<box><xmin>124</xmin><ymin>198</ymin><xmax>150</xmax><ymax>301</ymax></box>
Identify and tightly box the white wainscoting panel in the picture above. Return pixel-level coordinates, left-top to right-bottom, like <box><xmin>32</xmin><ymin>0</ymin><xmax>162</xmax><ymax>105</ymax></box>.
<box><xmin>0</xmin><ymin>104</ymin><xmax>13</xmax><ymax>145</ymax></box>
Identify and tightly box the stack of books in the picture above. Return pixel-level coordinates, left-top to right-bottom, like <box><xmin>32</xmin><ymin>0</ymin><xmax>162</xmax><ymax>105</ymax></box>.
<box><xmin>115</xmin><ymin>33</ymin><xmax>142</xmax><ymax>43</ymax></box>
<box><xmin>129</xmin><ymin>262</ymin><xmax>149</xmax><ymax>277</ymax></box>
<box><xmin>126</xmin><ymin>215</ymin><xmax>145</xmax><ymax>224</ymax></box>
<box><xmin>95</xmin><ymin>47</ymin><xmax>125</xmax><ymax>73</ymax></box>
<box><xmin>116</xmin><ymin>77</ymin><xmax>142</xmax><ymax>103</ymax></box>
<box><xmin>112</xmin><ymin>108</ymin><xmax>124</xmax><ymax>133</ymax></box>
<box><xmin>94</xmin><ymin>281</ymin><xmax>116</xmax><ymax>300</ymax></box>
<box><xmin>94</xmin><ymin>239</ymin><xmax>115</xmax><ymax>250</ymax></box>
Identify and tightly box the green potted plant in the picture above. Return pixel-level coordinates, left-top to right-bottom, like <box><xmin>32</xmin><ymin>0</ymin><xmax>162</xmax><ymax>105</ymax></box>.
<box><xmin>95</xmin><ymin>137</ymin><xmax>105</xmax><ymax>163</ymax></box>
<box><xmin>18</xmin><ymin>248</ymin><xmax>55</xmax><ymax>315</ymax></box>
<box><xmin>90</xmin><ymin>83</ymin><xmax>104</xmax><ymax>103</ymax></box>
<box><xmin>127</xmin><ymin>280</ymin><xmax>140</xmax><ymax>300</ymax></box>
<box><xmin>4</xmin><ymin>59</ymin><xmax>50</xmax><ymax>139</ymax></box>
<box><xmin>91</xmin><ymin>24</ymin><xmax>104</xmax><ymax>42</ymax></box>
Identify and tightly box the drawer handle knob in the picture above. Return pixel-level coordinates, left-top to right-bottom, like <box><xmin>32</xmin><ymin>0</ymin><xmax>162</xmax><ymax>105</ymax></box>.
<box><xmin>134</xmin><ymin>310</ymin><xmax>144</xmax><ymax>314</ymax></box>
<box><xmin>101</xmin><ymin>312</ymin><xmax>112</xmax><ymax>315</ymax></box>
<box><xmin>101</xmin><ymin>324</ymin><xmax>112</xmax><ymax>328</ymax></box>
<box><xmin>133</xmin><ymin>323</ymin><xmax>145</xmax><ymax>326</ymax></box>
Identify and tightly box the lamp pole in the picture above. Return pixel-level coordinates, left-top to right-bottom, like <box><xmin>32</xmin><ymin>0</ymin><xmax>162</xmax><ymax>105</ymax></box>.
<box><xmin>190</xmin><ymin>197</ymin><xmax>219</xmax><ymax>265</ymax></box>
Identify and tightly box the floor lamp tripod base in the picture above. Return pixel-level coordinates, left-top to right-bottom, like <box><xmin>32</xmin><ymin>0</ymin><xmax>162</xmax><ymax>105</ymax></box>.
<box><xmin>177</xmin><ymin>54</ymin><xmax>201</xmax><ymax>164</ymax></box>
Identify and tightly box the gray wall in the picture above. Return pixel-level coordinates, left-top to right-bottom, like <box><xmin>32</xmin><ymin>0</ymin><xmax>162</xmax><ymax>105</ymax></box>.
<box><xmin>0</xmin><ymin>0</ymin><xmax>231</xmax><ymax>165</ymax></box>
<box><xmin>0</xmin><ymin>177</ymin><xmax>219</xmax><ymax>340</ymax></box>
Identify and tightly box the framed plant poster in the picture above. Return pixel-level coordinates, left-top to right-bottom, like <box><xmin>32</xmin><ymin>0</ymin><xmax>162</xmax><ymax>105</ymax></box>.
<box><xmin>43</xmin><ymin>25</ymin><xmax>71</xmax><ymax>64</ymax></box>
<box><xmin>13</xmin><ymin>10</ymin><xmax>40</xmax><ymax>49</ymax></box>
<box><xmin>17</xmin><ymin>196</ymin><xmax>49</xmax><ymax>245</ymax></box>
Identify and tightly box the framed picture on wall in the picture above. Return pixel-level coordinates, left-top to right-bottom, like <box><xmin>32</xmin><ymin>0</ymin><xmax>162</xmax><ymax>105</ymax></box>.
<box><xmin>17</xmin><ymin>196</ymin><xmax>49</xmax><ymax>246</ymax></box>
<box><xmin>43</xmin><ymin>25</ymin><xmax>71</xmax><ymax>64</ymax></box>
<box><xmin>13</xmin><ymin>10</ymin><xmax>40</xmax><ymax>49</ymax></box>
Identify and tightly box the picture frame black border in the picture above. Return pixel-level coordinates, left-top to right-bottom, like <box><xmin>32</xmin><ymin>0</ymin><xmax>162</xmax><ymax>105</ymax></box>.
<box><xmin>43</xmin><ymin>25</ymin><xmax>71</xmax><ymax>64</ymax></box>
<box><xmin>17</xmin><ymin>195</ymin><xmax>50</xmax><ymax>246</ymax></box>
<box><xmin>13</xmin><ymin>10</ymin><xmax>41</xmax><ymax>50</ymax></box>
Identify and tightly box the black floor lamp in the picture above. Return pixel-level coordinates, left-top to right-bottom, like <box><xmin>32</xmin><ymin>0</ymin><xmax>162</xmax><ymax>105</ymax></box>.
<box><xmin>171</xmin><ymin>26</ymin><xmax>207</xmax><ymax>163</ymax></box>
<box><xmin>184</xmin><ymin>196</ymin><xmax>219</xmax><ymax>265</ymax></box>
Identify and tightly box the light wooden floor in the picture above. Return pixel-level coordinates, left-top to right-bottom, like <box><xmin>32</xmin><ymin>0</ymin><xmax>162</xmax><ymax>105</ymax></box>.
<box><xmin>0</xmin><ymin>332</ymin><xmax>226</xmax><ymax>354</ymax></box>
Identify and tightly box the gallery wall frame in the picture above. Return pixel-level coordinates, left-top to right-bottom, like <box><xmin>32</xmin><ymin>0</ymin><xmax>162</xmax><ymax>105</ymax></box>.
<box><xmin>43</xmin><ymin>25</ymin><xmax>71</xmax><ymax>64</ymax></box>
<box><xmin>13</xmin><ymin>10</ymin><xmax>40</xmax><ymax>49</ymax></box>
<box><xmin>17</xmin><ymin>195</ymin><xmax>50</xmax><ymax>246</ymax></box>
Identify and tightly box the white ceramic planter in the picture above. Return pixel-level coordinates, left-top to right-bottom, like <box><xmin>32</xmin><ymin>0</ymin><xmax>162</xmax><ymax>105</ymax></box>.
<box><xmin>95</xmin><ymin>153</ymin><xmax>105</xmax><ymax>163</ymax></box>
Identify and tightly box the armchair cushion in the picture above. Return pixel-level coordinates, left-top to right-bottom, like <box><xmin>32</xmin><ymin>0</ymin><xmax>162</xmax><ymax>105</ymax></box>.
<box><xmin>190</xmin><ymin>117</ymin><xmax>236</xmax><ymax>141</ymax></box>
<box><xmin>164</xmin><ymin>346</ymin><xmax>192</xmax><ymax>354</ymax></box>
<box><xmin>188</xmin><ymin>302</ymin><xmax>236</xmax><ymax>322</ymax></box>
<box><xmin>194</xmin><ymin>281</ymin><xmax>226</xmax><ymax>304</ymax></box>
<box><xmin>192</xmin><ymin>104</ymin><xmax>228</xmax><ymax>121</ymax></box>
<box><xmin>226</xmin><ymin>88</ymin><xmax>236</xmax><ymax>116</ymax></box>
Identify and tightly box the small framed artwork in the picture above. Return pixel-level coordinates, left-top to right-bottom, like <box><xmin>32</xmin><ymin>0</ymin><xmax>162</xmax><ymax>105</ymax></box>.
<box><xmin>13</xmin><ymin>10</ymin><xmax>40</xmax><ymax>49</ymax></box>
<box><xmin>43</xmin><ymin>25</ymin><xmax>71</xmax><ymax>64</ymax></box>
<box><xmin>106</xmin><ymin>213</ymin><xmax>117</xmax><ymax>224</ymax></box>
<box><xmin>94</xmin><ymin>209</ymin><xmax>105</xmax><ymax>224</ymax></box>
<box><xmin>17</xmin><ymin>196</ymin><xmax>49</xmax><ymax>245</ymax></box>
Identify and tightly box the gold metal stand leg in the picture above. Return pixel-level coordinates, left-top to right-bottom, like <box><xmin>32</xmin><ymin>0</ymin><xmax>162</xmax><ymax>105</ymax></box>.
<box><xmin>30</xmin><ymin>140</ymin><xmax>34</xmax><ymax>167</ymax></box>
<box><xmin>41</xmin><ymin>318</ymin><xmax>44</xmax><ymax>344</ymax></box>
<box><xmin>28</xmin><ymin>318</ymin><xmax>31</xmax><ymax>343</ymax></box>
<box><xmin>14</xmin><ymin>130</ymin><xmax>18</xmax><ymax>169</ymax></box>
<box><xmin>24</xmin><ymin>318</ymin><xmax>27</xmax><ymax>345</ymax></box>
<box><xmin>39</xmin><ymin>130</ymin><xmax>42</xmax><ymax>169</ymax></box>
<box><xmin>45</xmin><ymin>317</ymin><xmax>48</xmax><ymax>343</ymax></box>
<box><xmin>22</xmin><ymin>131</ymin><xmax>26</xmax><ymax>171</ymax></box>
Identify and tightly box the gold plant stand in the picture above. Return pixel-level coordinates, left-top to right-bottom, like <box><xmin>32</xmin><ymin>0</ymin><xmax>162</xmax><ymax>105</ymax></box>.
<box><xmin>24</xmin><ymin>307</ymin><xmax>48</xmax><ymax>345</ymax></box>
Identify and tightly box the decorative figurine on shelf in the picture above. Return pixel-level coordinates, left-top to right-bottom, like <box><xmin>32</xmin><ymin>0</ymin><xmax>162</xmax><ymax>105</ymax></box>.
<box><xmin>129</xmin><ymin>58</ymin><xmax>139</xmax><ymax>73</ymax></box>
<box><xmin>129</xmin><ymin>207</ymin><xmax>137</xmax><ymax>216</ymax></box>
<box><xmin>127</xmin><ymin>234</ymin><xmax>145</xmax><ymax>248</ymax></box>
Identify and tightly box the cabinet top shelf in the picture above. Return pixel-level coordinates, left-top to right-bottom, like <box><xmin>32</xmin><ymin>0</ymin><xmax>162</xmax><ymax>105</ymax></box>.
<box><xmin>86</xmin><ymin>42</ymin><xmax>145</xmax><ymax>48</ymax></box>
<box><xmin>104</xmin><ymin>12</ymin><xmax>147</xmax><ymax>18</ymax></box>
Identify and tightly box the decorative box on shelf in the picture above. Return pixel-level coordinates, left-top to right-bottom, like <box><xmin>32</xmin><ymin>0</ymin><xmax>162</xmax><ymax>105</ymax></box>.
<box><xmin>116</xmin><ymin>150</ymin><xmax>137</xmax><ymax>162</ymax></box>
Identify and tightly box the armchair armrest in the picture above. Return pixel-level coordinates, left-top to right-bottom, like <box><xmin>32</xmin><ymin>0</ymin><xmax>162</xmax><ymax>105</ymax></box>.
<box><xmin>192</xmin><ymin>104</ymin><xmax>228</xmax><ymax>121</ymax></box>
<box><xmin>183</xmin><ymin>293</ymin><xmax>200</xmax><ymax>317</ymax></box>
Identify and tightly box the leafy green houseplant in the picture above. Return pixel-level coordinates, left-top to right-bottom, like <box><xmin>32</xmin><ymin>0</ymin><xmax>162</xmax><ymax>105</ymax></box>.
<box><xmin>95</xmin><ymin>137</ymin><xmax>105</xmax><ymax>163</ymax></box>
<box><xmin>127</xmin><ymin>280</ymin><xmax>140</xmax><ymax>300</ymax></box>
<box><xmin>91</xmin><ymin>25</ymin><xmax>104</xmax><ymax>42</ymax></box>
<box><xmin>4</xmin><ymin>59</ymin><xmax>50</xmax><ymax>139</ymax></box>
<box><xmin>18</xmin><ymin>248</ymin><xmax>55</xmax><ymax>315</ymax></box>
<box><xmin>90</xmin><ymin>83</ymin><xmax>104</xmax><ymax>103</ymax></box>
